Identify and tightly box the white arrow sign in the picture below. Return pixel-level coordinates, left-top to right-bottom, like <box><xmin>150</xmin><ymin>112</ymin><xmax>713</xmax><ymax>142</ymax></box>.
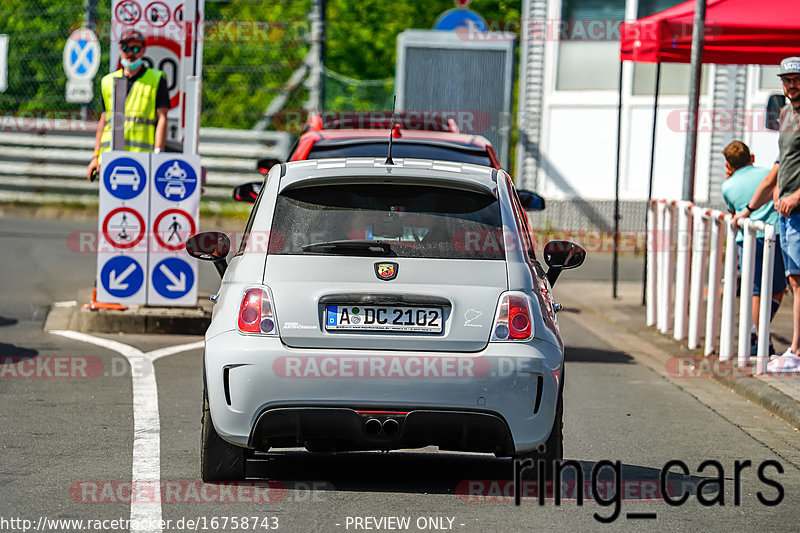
<box><xmin>159</xmin><ymin>263</ymin><xmax>186</xmax><ymax>292</ymax></box>
<box><xmin>109</xmin><ymin>263</ymin><xmax>137</xmax><ymax>291</ymax></box>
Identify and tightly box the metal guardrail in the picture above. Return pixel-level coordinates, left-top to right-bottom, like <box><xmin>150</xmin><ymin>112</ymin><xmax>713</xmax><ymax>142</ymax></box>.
<box><xmin>647</xmin><ymin>200</ymin><xmax>777</xmax><ymax>374</ymax></box>
<box><xmin>0</xmin><ymin>126</ymin><xmax>292</xmax><ymax>206</ymax></box>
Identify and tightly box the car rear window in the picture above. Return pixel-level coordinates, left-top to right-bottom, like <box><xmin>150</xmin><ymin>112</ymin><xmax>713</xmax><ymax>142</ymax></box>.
<box><xmin>306</xmin><ymin>142</ymin><xmax>492</xmax><ymax>167</ymax></box>
<box><xmin>269</xmin><ymin>183</ymin><xmax>504</xmax><ymax>260</ymax></box>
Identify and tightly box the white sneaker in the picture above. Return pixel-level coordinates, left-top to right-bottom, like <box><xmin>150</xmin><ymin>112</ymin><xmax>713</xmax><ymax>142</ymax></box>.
<box><xmin>766</xmin><ymin>350</ymin><xmax>800</xmax><ymax>373</ymax></box>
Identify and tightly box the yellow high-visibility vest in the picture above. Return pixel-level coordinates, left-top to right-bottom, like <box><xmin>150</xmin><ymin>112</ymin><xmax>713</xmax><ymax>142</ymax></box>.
<box><xmin>99</xmin><ymin>68</ymin><xmax>164</xmax><ymax>155</ymax></box>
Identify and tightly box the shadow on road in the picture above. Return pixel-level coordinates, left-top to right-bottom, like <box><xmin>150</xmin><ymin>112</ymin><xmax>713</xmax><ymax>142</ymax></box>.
<box><xmin>565</xmin><ymin>346</ymin><xmax>634</xmax><ymax>364</ymax></box>
<box><xmin>242</xmin><ymin>451</ymin><xmax>714</xmax><ymax>500</ymax></box>
<box><xmin>0</xmin><ymin>316</ymin><xmax>18</xmax><ymax>327</ymax></box>
<box><xmin>0</xmin><ymin>343</ymin><xmax>39</xmax><ymax>358</ymax></box>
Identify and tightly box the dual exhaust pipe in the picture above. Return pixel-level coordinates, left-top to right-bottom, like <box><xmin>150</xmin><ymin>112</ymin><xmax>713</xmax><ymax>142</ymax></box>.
<box><xmin>364</xmin><ymin>417</ymin><xmax>400</xmax><ymax>436</ymax></box>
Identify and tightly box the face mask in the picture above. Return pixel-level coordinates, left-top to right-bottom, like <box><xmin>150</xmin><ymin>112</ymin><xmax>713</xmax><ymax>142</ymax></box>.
<box><xmin>121</xmin><ymin>58</ymin><xmax>142</xmax><ymax>70</ymax></box>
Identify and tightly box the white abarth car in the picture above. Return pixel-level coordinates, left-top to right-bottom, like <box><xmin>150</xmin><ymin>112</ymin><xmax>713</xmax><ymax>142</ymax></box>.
<box><xmin>186</xmin><ymin>157</ymin><xmax>584</xmax><ymax>481</ymax></box>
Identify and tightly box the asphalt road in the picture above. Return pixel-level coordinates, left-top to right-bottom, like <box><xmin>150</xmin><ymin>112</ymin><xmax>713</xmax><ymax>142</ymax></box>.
<box><xmin>1</xmin><ymin>215</ymin><xmax>798</xmax><ymax>533</ymax></box>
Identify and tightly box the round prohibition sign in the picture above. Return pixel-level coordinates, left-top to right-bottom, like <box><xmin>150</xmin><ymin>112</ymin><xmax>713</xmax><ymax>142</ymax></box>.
<box><xmin>103</xmin><ymin>207</ymin><xmax>146</xmax><ymax>249</ymax></box>
<box><xmin>154</xmin><ymin>208</ymin><xmax>196</xmax><ymax>251</ymax></box>
<box><xmin>145</xmin><ymin>1</ymin><xmax>171</xmax><ymax>28</ymax></box>
<box><xmin>115</xmin><ymin>1</ymin><xmax>142</xmax><ymax>24</ymax></box>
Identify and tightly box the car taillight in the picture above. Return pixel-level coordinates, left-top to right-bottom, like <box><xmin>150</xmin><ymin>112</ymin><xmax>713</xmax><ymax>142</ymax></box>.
<box><xmin>491</xmin><ymin>292</ymin><xmax>533</xmax><ymax>341</ymax></box>
<box><xmin>237</xmin><ymin>287</ymin><xmax>277</xmax><ymax>335</ymax></box>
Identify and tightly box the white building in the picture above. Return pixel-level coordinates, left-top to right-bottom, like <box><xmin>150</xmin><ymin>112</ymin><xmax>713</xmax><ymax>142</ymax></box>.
<box><xmin>515</xmin><ymin>0</ymin><xmax>783</xmax><ymax>231</ymax></box>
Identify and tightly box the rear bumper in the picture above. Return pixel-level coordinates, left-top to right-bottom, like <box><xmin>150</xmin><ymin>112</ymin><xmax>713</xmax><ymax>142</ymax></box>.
<box><xmin>251</xmin><ymin>407</ymin><xmax>514</xmax><ymax>454</ymax></box>
<box><xmin>205</xmin><ymin>330</ymin><xmax>563</xmax><ymax>455</ymax></box>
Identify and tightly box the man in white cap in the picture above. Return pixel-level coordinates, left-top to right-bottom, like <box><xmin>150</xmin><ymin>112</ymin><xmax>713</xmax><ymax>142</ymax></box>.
<box><xmin>733</xmin><ymin>56</ymin><xmax>800</xmax><ymax>372</ymax></box>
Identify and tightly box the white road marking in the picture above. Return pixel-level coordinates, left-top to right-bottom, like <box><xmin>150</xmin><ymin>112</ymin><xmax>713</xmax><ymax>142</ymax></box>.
<box><xmin>50</xmin><ymin>330</ymin><xmax>202</xmax><ymax>533</ymax></box>
<box><xmin>53</xmin><ymin>300</ymin><xmax>77</xmax><ymax>307</ymax></box>
<box><xmin>149</xmin><ymin>340</ymin><xmax>204</xmax><ymax>361</ymax></box>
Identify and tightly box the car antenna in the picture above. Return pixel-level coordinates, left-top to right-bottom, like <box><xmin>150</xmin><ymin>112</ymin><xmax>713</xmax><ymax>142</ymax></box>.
<box><xmin>384</xmin><ymin>95</ymin><xmax>397</xmax><ymax>166</ymax></box>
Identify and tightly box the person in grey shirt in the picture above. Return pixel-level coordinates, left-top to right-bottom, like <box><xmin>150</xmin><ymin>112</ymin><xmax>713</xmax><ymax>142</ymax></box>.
<box><xmin>733</xmin><ymin>56</ymin><xmax>800</xmax><ymax>372</ymax></box>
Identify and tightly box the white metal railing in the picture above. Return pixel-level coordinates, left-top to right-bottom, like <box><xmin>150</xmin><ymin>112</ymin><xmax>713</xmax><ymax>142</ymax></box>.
<box><xmin>647</xmin><ymin>199</ymin><xmax>778</xmax><ymax>375</ymax></box>
<box><xmin>0</xmin><ymin>128</ymin><xmax>293</xmax><ymax>203</ymax></box>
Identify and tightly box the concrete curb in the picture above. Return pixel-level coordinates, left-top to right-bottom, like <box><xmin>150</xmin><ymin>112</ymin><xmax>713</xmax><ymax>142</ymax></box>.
<box><xmin>44</xmin><ymin>289</ymin><xmax>212</xmax><ymax>336</ymax></box>
<box><xmin>714</xmin><ymin>375</ymin><xmax>800</xmax><ymax>430</ymax></box>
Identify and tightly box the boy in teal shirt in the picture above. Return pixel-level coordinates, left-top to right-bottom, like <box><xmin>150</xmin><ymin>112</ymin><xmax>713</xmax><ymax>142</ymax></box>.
<box><xmin>721</xmin><ymin>141</ymin><xmax>786</xmax><ymax>355</ymax></box>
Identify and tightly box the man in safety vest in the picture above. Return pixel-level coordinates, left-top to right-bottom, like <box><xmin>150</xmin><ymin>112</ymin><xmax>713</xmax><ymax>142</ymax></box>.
<box><xmin>86</xmin><ymin>29</ymin><xmax>170</xmax><ymax>181</ymax></box>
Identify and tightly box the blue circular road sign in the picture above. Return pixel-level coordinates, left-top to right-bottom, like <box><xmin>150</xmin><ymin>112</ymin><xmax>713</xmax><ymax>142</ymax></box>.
<box><xmin>103</xmin><ymin>157</ymin><xmax>147</xmax><ymax>200</ymax></box>
<box><xmin>101</xmin><ymin>255</ymin><xmax>144</xmax><ymax>298</ymax></box>
<box><xmin>434</xmin><ymin>9</ymin><xmax>487</xmax><ymax>31</ymax></box>
<box><xmin>151</xmin><ymin>257</ymin><xmax>194</xmax><ymax>299</ymax></box>
<box><xmin>154</xmin><ymin>159</ymin><xmax>198</xmax><ymax>201</ymax></box>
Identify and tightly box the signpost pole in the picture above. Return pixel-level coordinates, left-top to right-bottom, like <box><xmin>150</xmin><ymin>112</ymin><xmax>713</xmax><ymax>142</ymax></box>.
<box><xmin>184</xmin><ymin>76</ymin><xmax>201</xmax><ymax>154</ymax></box>
<box><xmin>681</xmin><ymin>0</ymin><xmax>707</xmax><ymax>202</ymax></box>
<box><xmin>112</xmin><ymin>77</ymin><xmax>128</xmax><ymax>151</ymax></box>
<box><xmin>82</xmin><ymin>0</ymin><xmax>98</xmax><ymax>120</ymax></box>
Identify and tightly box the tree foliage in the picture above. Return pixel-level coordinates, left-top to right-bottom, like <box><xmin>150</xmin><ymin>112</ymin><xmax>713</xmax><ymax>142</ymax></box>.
<box><xmin>1</xmin><ymin>0</ymin><xmax>522</xmax><ymax>129</ymax></box>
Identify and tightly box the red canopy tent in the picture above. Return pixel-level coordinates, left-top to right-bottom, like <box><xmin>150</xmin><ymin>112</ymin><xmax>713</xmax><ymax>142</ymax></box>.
<box><xmin>613</xmin><ymin>0</ymin><xmax>800</xmax><ymax>298</ymax></box>
<box><xmin>620</xmin><ymin>0</ymin><xmax>800</xmax><ymax>65</ymax></box>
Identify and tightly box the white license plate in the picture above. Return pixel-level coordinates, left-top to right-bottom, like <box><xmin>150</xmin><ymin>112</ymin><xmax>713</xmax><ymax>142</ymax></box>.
<box><xmin>325</xmin><ymin>305</ymin><xmax>443</xmax><ymax>333</ymax></box>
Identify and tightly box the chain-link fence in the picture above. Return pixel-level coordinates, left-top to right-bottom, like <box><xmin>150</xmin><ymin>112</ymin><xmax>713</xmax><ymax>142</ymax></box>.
<box><xmin>0</xmin><ymin>0</ymin><xmax>410</xmax><ymax>132</ymax></box>
<box><xmin>0</xmin><ymin>0</ymin><xmax>110</xmax><ymax>116</ymax></box>
<box><xmin>324</xmin><ymin>68</ymin><xmax>393</xmax><ymax>112</ymax></box>
<box><xmin>0</xmin><ymin>0</ymin><xmax>314</xmax><ymax>129</ymax></box>
<box><xmin>201</xmin><ymin>0</ymin><xmax>310</xmax><ymax>129</ymax></box>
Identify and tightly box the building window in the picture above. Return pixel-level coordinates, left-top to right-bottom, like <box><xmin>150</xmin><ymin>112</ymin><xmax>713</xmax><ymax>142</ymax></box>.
<box><xmin>636</xmin><ymin>0</ymin><xmax>683</xmax><ymax>18</ymax></box>
<box><xmin>632</xmin><ymin>0</ymin><xmax>705</xmax><ymax>96</ymax></box>
<box><xmin>759</xmin><ymin>65</ymin><xmax>781</xmax><ymax>91</ymax></box>
<box><xmin>556</xmin><ymin>0</ymin><xmax>625</xmax><ymax>90</ymax></box>
<box><xmin>633</xmin><ymin>62</ymin><xmax>710</xmax><ymax>96</ymax></box>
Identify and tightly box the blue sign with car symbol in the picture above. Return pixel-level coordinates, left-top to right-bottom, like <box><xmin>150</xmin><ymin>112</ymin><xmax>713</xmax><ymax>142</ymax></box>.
<box><xmin>103</xmin><ymin>157</ymin><xmax>147</xmax><ymax>200</ymax></box>
<box><xmin>154</xmin><ymin>159</ymin><xmax>197</xmax><ymax>201</ymax></box>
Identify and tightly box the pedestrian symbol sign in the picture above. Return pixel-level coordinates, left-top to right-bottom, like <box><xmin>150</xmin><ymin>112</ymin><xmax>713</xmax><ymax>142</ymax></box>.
<box><xmin>101</xmin><ymin>256</ymin><xmax>145</xmax><ymax>298</ymax></box>
<box><xmin>154</xmin><ymin>159</ymin><xmax>197</xmax><ymax>201</ymax></box>
<box><xmin>151</xmin><ymin>257</ymin><xmax>194</xmax><ymax>299</ymax></box>
<box><xmin>153</xmin><ymin>208</ymin><xmax>196</xmax><ymax>251</ymax></box>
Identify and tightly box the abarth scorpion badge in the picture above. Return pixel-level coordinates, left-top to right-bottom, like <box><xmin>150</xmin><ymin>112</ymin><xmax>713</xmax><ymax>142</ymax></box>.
<box><xmin>375</xmin><ymin>262</ymin><xmax>398</xmax><ymax>281</ymax></box>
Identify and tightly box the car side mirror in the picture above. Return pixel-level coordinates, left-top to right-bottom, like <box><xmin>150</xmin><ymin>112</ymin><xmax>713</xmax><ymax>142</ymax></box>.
<box><xmin>233</xmin><ymin>182</ymin><xmax>262</xmax><ymax>203</ymax></box>
<box><xmin>766</xmin><ymin>94</ymin><xmax>786</xmax><ymax>131</ymax></box>
<box><xmin>543</xmin><ymin>240</ymin><xmax>585</xmax><ymax>286</ymax></box>
<box><xmin>186</xmin><ymin>231</ymin><xmax>231</xmax><ymax>278</ymax></box>
<box><xmin>518</xmin><ymin>189</ymin><xmax>545</xmax><ymax>211</ymax></box>
<box><xmin>256</xmin><ymin>158</ymin><xmax>281</xmax><ymax>175</ymax></box>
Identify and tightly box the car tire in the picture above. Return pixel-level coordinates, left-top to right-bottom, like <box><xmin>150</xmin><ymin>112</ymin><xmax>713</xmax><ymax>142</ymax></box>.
<box><xmin>201</xmin><ymin>390</ymin><xmax>246</xmax><ymax>482</ymax></box>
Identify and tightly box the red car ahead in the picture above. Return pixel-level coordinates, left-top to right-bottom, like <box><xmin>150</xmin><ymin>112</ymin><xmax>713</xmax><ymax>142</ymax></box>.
<box><xmin>236</xmin><ymin>112</ymin><xmax>543</xmax><ymax>210</ymax></box>
<box><xmin>279</xmin><ymin>112</ymin><xmax>502</xmax><ymax>169</ymax></box>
